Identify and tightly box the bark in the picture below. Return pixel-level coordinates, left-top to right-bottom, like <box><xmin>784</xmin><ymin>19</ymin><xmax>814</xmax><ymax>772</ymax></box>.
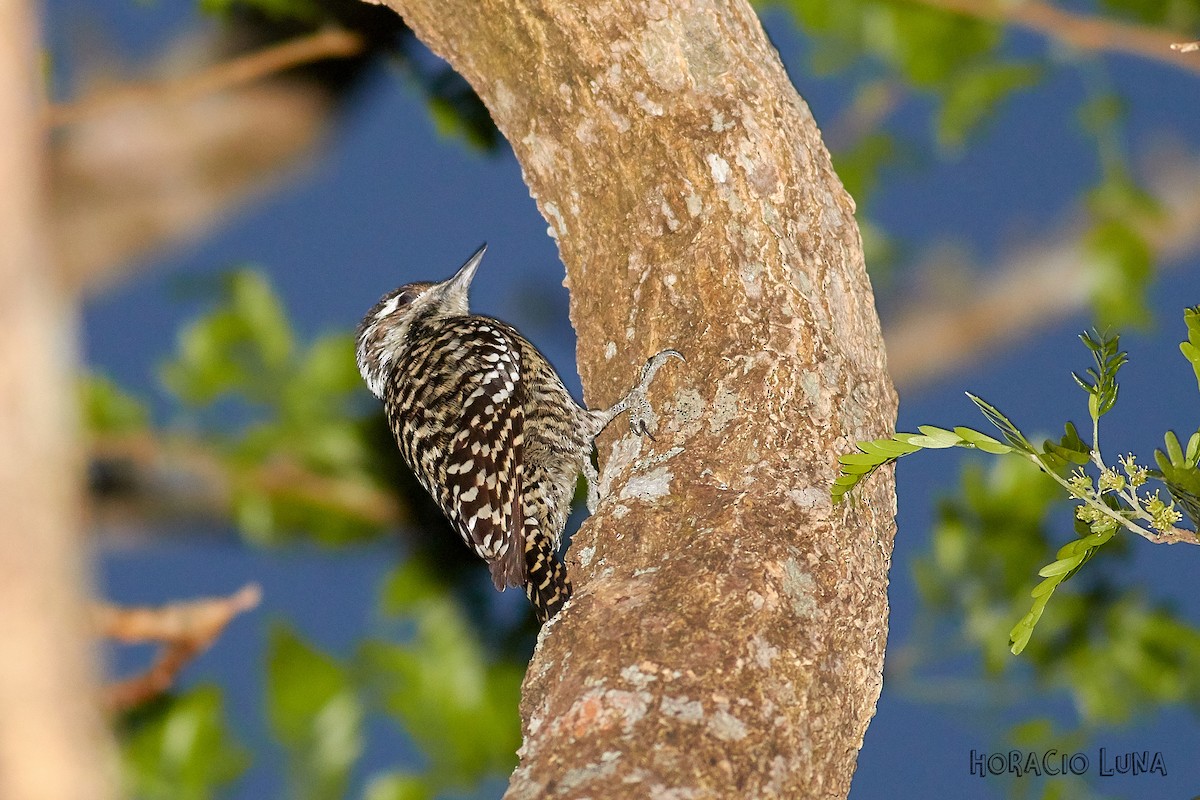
<box><xmin>375</xmin><ymin>1</ymin><xmax>897</xmax><ymax>797</ymax></box>
<box><xmin>0</xmin><ymin>1</ymin><xmax>117</xmax><ymax>798</ymax></box>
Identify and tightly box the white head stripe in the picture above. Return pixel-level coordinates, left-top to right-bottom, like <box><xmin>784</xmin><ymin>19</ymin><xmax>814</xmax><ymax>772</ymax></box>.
<box><xmin>375</xmin><ymin>296</ymin><xmax>401</xmax><ymax>320</ymax></box>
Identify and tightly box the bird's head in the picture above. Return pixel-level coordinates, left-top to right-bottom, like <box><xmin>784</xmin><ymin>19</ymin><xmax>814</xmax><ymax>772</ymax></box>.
<box><xmin>355</xmin><ymin>244</ymin><xmax>486</xmax><ymax>399</ymax></box>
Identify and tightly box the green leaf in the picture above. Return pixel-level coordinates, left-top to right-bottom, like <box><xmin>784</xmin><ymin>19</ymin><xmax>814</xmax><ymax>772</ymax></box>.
<box><xmin>1153</xmin><ymin>429</ymin><xmax>1200</xmax><ymax>529</ymax></box>
<box><xmin>364</xmin><ymin>773</ymin><xmax>434</xmax><ymax>800</ymax></box>
<box><xmin>1180</xmin><ymin>306</ymin><xmax>1200</xmax><ymax>394</ymax></box>
<box><xmin>965</xmin><ymin>393</ymin><xmax>1034</xmax><ymax>454</ymax></box>
<box><xmin>1087</xmin><ymin>166</ymin><xmax>1160</xmax><ymax>220</ymax></box>
<box><xmin>1010</xmin><ymin>525</ymin><xmax>1115</xmax><ymax>654</ymax></box>
<box><xmin>783</xmin><ymin>0</ymin><xmax>1001</xmax><ymax>84</ymax></box>
<box><xmin>1070</xmin><ymin>329</ymin><xmax>1126</xmax><ymax>420</ymax></box>
<box><xmin>1029</xmin><ymin>577</ymin><xmax>1057</xmax><ymax>599</ymax></box>
<box><xmin>381</xmin><ymin>561</ymin><xmax>448</xmax><ymax>615</ymax></box>
<box><xmin>1084</xmin><ymin>171</ymin><xmax>1162</xmax><ymax>327</ymax></box>
<box><xmin>1037</xmin><ymin>555</ymin><xmax>1084</xmax><ymax>578</ymax></box>
<box><xmin>266</xmin><ymin>624</ymin><xmax>363</xmax><ymax>800</ymax></box>
<box><xmin>936</xmin><ymin>61</ymin><xmax>1040</xmax><ymax>151</ymax></box>
<box><xmin>860</xmin><ymin>438</ymin><xmax>920</xmax><ymax>457</ymax></box>
<box><xmin>839</xmin><ymin>451</ymin><xmax>892</xmax><ymax>466</ymax></box>
<box><xmin>1077</xmin><ymin>93</ymin><xmax>1125</xmax><ymax>140</ymax></box>
<box><xmin>914</xmin><ymin>425</ymin><xmax>965</xmax><ymax>447</ymax></box>
<box><xmin>280</xmin><ymin>335</ymin><xmax>363</xmax><ymax>429</ymax></box>
<box><xmin>1165</xmin><ymin>429</ymin><xmax>1185</xmax><ymax>465</ymax></box>
<box><xmin>1060</xmin><ymin>421</ymin><xmax>1090</xmax><ymax>457</ymax></box>
<box><xmin>831</xmin><ymin>424</ymin><xmax>1014</xmax><ymax>504</ymax></box>
<box><xmin>80</xmin><ymin>373</ymin><xmax>149</xmax><ymax>435</ymax></box>
<box><xmin>161</xmin><ymin>269</ymin><xmax>295</xmax><ymax>406</ymax></box>
<box><xmin>1042</xmin><ymin>422</ymin><xmax>1092</xmax><ymax>469</ymax></box>
<box><xmin>1008</xmin><ymin>607</ymin><xmax>1042</xmax><ymax>655</ymax></box>
<box><xmin>831</xmin><ymin>128</ymin><xmax>896</xmax><ymax>208</ymax></box>
<box><xmin>423</xmin><ymin>82</ymin><xmax>501</xmax><ymax>152</ymax></box>
<box><xmin>120</xmin><ymin>686</ymin><xmax>249</xmax><ymax>800</ymax></box>
<box><xmin>362</xmin><ymin>567</ymin><xmax>521</xmax><ymax>788</ymax></box>
<box><xmin>156</xmin><ymin>268</ymin><xmax>400</xmax><ymax>547</ymax></box>
<box><xmin>952</xmin><ymin>426</ymin><xmax>1011</xmax><ymax>454</ymax></box>
<box><xmin>1086</xmin><ymin>219</ymin><xmax>1153</xmax><ymax>328</ymax></box>
<box><xmin>199</xmin><ymin>0</ymin><xmax>320</xmax><ymax>22</ymax></box>
<box><xmin>865</xmin><ymin>2</ymin><xmax>1001</xmax><ymax>87</ymax></box>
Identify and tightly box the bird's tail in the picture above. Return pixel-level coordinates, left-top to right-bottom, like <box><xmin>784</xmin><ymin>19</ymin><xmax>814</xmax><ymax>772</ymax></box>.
<box><xmin>486</xmin><ymin>537</ymin><xmax>527</xmax><ymax>592</ymax></box>
<box><xmin>524</xmin><ymin>532</ymin><xmax>572</xmax><ymax>623</ymax></box>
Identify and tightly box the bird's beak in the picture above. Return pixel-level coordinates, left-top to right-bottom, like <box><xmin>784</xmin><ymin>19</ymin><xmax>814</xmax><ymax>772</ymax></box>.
<box><xmin>440</xmin><ymin>243</ymin><xmax>486</xmax><ymax>312</ymax></box>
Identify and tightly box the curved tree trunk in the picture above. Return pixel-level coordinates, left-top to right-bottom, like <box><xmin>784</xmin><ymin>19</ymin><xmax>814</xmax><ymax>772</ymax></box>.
<box><xmin>378</xmin><ymin>1</ymin><xmax>898</xmax><ymax>797</ymax></box>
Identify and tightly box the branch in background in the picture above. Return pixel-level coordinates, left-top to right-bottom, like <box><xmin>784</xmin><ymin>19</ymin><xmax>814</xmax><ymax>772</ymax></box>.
<box><xmin>1172</xmin><ymin>40</ymin><xmax>1200</xmax><ymax>53</ymax></box>
<box><xmin>911</xmin><ymin>0</ymin><xmax>1200</xmax><ymax>75</ymax></box>
<box><xmin>50</xmin><ymin>31</ymin><xmax>345</xmax><ymax>295</ymax></box>
<box><xmin>46</xmin><ymin>28</ymin><xmax>364</xmax><ymax>129</ymax></box>
<box><xmin>89</xmin><ymin>432</ymin><xmax>404</xmax><ymax>537</ymax></box>
<box><xmin>95</xmin><ymin>584</ymin><xmax>262</xmax><ymax>712</ymax></box>
<box><xmin>885</xmin><ymin>150</ymin><xmax>1200</xmax><ymax>389</ymax></box>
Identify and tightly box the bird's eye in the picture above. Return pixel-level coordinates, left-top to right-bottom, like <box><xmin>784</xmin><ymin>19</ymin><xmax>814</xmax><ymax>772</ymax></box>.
<box><xmin>374</xmin><ymin>288</ymin><xmax>420</xmax><ymax>322</ymax></box>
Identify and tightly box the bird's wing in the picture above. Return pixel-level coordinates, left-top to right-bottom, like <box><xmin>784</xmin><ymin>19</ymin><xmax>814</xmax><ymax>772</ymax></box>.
<box><xmin>434</xmin><ymin>319</ymin><xmax>527</xmax><ymax>590</ymax></box>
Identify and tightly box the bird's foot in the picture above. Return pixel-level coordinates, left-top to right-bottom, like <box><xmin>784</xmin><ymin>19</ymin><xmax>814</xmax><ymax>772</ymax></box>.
<box><xmin>625</xmin><ymin>349</ymin><xmax>684</xmax><ymax>440</ymax></box>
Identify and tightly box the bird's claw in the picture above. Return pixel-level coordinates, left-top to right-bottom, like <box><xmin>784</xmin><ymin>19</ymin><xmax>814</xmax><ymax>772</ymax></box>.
<box><xmin>639</xmin><ymin>349</ymin><xmax>685</xmax><ymax>384</ymax></box>
<box><xmin>631</xmin><ymin>417</ymin><xmax>656</xmax><ymax>441</ymax></box>
<box><xmin>627</xmin><ymin>349</ymin><xmax>682</xmax><ymax>441</ymax></box>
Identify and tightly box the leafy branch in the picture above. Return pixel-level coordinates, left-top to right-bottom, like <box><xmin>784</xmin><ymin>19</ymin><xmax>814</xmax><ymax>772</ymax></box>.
<box><xmin>835</xmin><ymin>308</ymin><xmax>1200</xmax><ymax>654</ymax></box>
<box><xmin>157</xmin><ymin>268</ymin><xmax>408</xmax><ymax>545</ymax></box>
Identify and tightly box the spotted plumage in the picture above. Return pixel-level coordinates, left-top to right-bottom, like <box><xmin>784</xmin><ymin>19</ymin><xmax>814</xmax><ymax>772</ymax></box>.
<box><xmin>356</xmin><ymin>245</ymin><xmax>681</xmax><ymax>622</ymax></box>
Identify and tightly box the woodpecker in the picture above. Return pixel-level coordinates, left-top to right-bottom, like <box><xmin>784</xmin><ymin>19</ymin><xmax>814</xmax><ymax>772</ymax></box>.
<box><xmin>355</xmin><ymin>245</ymin><xmax>682</xmax><ymax>622</ymax></box>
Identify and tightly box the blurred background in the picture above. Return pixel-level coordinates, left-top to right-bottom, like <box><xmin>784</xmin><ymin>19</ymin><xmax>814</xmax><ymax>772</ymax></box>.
<box><xmin>37</xmin><ymin>0</ymin><xmax>1200</xmax><ymax>797</ymax></box>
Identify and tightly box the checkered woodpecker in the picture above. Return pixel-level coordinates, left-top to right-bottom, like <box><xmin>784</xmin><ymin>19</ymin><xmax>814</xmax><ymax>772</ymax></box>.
<box><xmin>355</xmin><ymin>245</ymin><xmax>682</xmax><ymax>622</ymax></box>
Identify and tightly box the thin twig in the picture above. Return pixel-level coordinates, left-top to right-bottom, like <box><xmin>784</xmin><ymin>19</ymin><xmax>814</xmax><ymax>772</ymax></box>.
<box><xmin>1030</xmin><ymin>452</ymin><xmax>1200</xmax><ymax>546</ymax></box>
<box><xmin>47</xmin><ymin>28</ymin><xmax>365</xmax><ymax>129</ymax></box>
<box><xmin>1172</xmin><ymin>40</ymin><xmax>1200</xmax><ymax>53</ymax></box>
<box><xmin>1143</xmin><ymin>526</ymin><xmax>1200</xmax><ymax>545</ymax></box>
<box><xmin>910</xmin><ymin>0</ymin><xmax>1200</xmax><ymax>75</ymax></box>
<box><xmin>95</xmin><ymin>583</ymin><xmax>262</xmax><ymax>712</ymax></box>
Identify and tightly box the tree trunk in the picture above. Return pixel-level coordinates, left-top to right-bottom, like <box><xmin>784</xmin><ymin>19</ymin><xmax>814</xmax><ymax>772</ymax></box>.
<box><xmin>377</xmin><ymin>1</ymin><xmax>898</xmax><ymax>796</ymax></box>
<box><xmin>0</xmin><ymin>3</ymin><xmax>116</xmax><ymax>798</ymax></box>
